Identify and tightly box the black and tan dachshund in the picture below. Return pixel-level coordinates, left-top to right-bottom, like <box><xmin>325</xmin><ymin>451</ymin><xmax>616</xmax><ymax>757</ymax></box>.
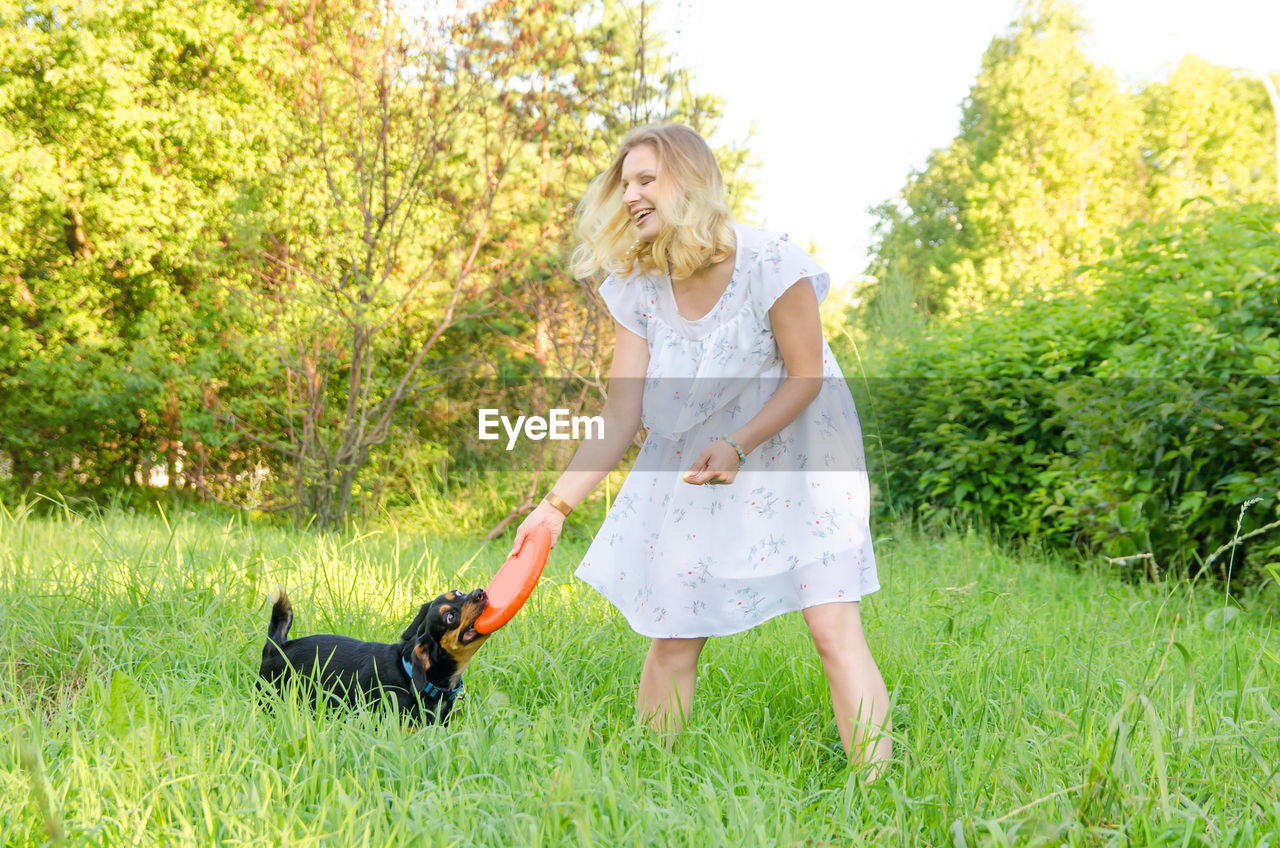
<box><xmin>257</xmin><ymin>588</ymin><xmax>491</xmax><ymax>726</ymax></box>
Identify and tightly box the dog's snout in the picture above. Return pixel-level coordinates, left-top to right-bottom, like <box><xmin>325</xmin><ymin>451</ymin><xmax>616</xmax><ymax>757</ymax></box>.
<box><xmin>473</xmin><ymin>588</ymin><xmax>488</xmax><ymax>605</ymax></box>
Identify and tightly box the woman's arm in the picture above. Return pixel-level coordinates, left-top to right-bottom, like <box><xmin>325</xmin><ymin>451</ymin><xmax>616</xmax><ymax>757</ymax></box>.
<box><xmin>510</xmin><ymin>321</ymin><xmax>649</xmax><ymax>549</ymax></box>
<box><xmin>684</xmin><ymin>278</ymin><xmax>823</xmax><ymax>485</ymax></box>
<box><xmin>546</xmin><ymin>322</ymin><xmax>648</xmax><ymax>506</ymax></box>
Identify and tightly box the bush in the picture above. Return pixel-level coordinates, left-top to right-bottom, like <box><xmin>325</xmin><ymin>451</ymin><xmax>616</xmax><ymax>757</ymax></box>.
<box><xmin>862</xmin><ymin>203</ymin><xmax>1280</xmax><ymax>579</ymax></box>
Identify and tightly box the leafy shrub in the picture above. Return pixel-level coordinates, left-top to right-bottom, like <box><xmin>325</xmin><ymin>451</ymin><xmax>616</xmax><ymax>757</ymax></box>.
<box><xmin>1045</xmin><ymin>205</ymin><xmax>1280</xmax><ymax>576</ymax></box>
<box><xmin>862</xmin><ymin>203</ymin><xmax>1280</xmax><ymax>579</ymax></box>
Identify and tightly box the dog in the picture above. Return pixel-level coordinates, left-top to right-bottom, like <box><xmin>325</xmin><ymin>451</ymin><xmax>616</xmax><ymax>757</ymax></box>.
<box><xmin>257</xmin><ymin>588</ymin><xmax>491</xmax><ymax>726</ymax></box>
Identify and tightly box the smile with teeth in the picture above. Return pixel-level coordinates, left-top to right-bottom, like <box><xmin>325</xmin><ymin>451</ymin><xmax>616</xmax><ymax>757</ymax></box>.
<box><xmin>634</xmin><ymin>209</ymin><xmax>653</xmax><ymax>225</ymax></box>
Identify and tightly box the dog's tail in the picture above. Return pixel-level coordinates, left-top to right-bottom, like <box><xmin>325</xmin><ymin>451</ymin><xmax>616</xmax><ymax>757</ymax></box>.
<box><xmin>266</xmin><ymin>588</ymin><xmax>293</xmax><ymax>646</ymax></box>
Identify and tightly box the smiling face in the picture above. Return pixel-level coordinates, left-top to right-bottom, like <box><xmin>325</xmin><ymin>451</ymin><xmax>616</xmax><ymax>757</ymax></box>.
<box><xmin>621</xmin><ymin>142</ymin><xmax>664</xmax><ymax>242</ymax></box>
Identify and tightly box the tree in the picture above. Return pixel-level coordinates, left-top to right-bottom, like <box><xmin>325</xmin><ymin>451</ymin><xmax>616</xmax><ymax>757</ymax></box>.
<box><xmin>866</xmin><ymin>0</ymin><xmax>1145</xmax><ymax>320</ymax></box>
<box><xmin>0</xmin><ymin>0</ymin><xmax>748</xmax><ymax>521</ymax></box>
<box><xmin>219</xmin><ymin>0</ymin><xmax>747</xmax><ymax>526</ymax></box>
<box><xmin>1139</xmin><ymin>56</ymin><xmax>1278</xmax><ymax>210</ymax></box>
<box><xmin>0</xmin><ymin>0</ymin><xmax>289</xmax><ymax>497</ymax></box>
<box><xmin>864</xmin><ymin>2</ymin><xmax>1280</xmax><ymax>332</ymax></box>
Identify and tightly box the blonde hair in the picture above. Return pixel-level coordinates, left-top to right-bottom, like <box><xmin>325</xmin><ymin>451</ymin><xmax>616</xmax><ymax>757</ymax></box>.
<box><xmin>571</xmin><ymin>123</ymin><xmax>735</xmax><ymax>281</ymax></box>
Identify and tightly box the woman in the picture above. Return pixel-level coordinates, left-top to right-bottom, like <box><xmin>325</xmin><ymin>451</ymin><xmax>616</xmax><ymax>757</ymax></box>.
<box><xmin>511</xmin><ymin>123</ymin><xmax>891</xmax><ymax>773</ymax></box>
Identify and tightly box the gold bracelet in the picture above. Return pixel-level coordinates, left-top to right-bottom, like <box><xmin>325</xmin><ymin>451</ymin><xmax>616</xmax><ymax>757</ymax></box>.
<box><xmin>544</xmin><ymin>492</ymin><xmax>573</xmax><ymax>516</ymax></box>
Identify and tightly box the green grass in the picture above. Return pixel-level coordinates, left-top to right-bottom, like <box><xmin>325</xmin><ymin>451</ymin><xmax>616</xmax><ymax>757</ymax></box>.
<box><xmin>1</xmin><ymin>501</ymin><xmax>1278</xmax><ymax>846</ymax></box>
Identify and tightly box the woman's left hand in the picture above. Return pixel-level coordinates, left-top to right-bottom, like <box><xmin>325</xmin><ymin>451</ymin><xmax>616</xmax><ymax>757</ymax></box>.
<box><xmin>682</xmin><ymin>439</ymin><xmax>742</xmax><ymax>486</ymax></box>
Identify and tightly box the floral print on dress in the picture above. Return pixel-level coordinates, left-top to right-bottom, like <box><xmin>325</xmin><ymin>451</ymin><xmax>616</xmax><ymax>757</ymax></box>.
<box><xmin>577</xmin><ymin>223</ymin><xmax>879</xmax><ymax>638</ymax></box>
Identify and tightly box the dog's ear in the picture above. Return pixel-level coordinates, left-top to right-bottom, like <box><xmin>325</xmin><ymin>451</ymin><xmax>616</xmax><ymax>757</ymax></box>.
<box><xmin>400</xmin><ymin>603</ymin><xmax>431</xmax><ymax>642</ymax></box>
<box><xmin>410</xmin><ymin>641</ymin><xmax>433</xmax><ymax>691</ymax></box>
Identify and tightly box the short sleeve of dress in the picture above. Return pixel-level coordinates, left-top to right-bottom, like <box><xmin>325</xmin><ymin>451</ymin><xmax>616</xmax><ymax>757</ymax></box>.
<box><xmin>749</xmin><ymin>233</ymin><xmax>832</xmax><ymax>319</ymax></box>
<box><xmin>598</xmin><ymin>272</ymin><xmax>650</xmax><ymax>338</ymax></box>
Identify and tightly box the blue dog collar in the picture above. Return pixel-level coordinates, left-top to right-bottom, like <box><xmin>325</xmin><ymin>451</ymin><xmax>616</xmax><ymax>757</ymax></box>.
<box><xmin>401</xmin><ymin>656</ymin><xmax>464</xmax><ymax>701</ymax></box>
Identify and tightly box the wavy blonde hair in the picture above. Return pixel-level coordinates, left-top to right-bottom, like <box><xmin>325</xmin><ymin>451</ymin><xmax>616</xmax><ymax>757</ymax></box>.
<box><xmin>571</xmin><ymin>123</ymin><xmax>735</xmax><ymax>281</ymax></box>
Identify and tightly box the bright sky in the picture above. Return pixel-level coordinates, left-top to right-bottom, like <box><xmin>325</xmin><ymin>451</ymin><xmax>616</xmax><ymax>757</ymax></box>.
<box><xmin>654</xmin><ymin>0</ymin><xmax>1280</xmax><ymax>286</ymax></box>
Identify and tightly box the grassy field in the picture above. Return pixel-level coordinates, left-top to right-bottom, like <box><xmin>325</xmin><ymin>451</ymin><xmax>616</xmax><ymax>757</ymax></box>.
<box><xmin>1</xmin><ymin>500</ymin><xmax>1278</xmax><ymax>846</ymax></box>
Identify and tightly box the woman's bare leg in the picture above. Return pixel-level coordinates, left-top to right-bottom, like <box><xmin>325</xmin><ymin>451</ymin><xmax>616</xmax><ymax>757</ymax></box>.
<box><xmin>637</xmin><ymin>636</ymin><xmax>708</xmax><ymax>738</ymax></box>
<box><xmin>802</xmin><ymin>602</ymin><xmax>892</xmax><ymax>776</ymax></box>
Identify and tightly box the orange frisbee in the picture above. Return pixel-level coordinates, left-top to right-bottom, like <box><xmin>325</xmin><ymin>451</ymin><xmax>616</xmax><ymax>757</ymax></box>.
<box><xmin>474</xmin><ymin>525</ymin><xmax>552</xmax><ymax>633</ymax></box>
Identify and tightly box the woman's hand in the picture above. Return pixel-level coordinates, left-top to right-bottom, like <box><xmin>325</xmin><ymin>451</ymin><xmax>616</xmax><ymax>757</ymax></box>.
<box><xmin>682</xmin><ymin>438</ymin><xmax>743</xmax><ymax>486</ymax></box>
<box><xmin>509</xmin><ymin>500</ymin><xmax>567</xmax><ymax>556</ymax></box>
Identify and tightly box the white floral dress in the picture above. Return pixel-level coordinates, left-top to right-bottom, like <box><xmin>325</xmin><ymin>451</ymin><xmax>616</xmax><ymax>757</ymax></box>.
<box><xmin>575</xmin><ymin>222</ymin><xmax>879</xmax><ymax>638</ymax></box>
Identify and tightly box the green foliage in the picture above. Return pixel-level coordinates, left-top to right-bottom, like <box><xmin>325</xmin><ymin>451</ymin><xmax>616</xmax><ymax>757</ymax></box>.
<box><xmin>0</xmin><ymin>0</ymin><xmax>290</xmax><ymax>498</ymax></box>
<box><xmin>854</xmin><ymin>0</ymin><xmax>1280</xmax><ymax>580</ymax></box>
<box><xmin>1140</xmin><ymin>56</ymin><xmax>1279</xmax><ymax>210</ymax></box>
<box><xmin>863</xmin><ymin>204</ymin><xmax>1280</xmax><ymax>579</ymax></box>
<box><xmin>863</xmin><ymin>1</ymin><xmax>1279</xmax><ymax>325</ymax></box>
<box><xmin>1045</xmin><ymin>204</ymin><xmax>1280</xmax><ymax>576</ymax></box>
<box><xmin>866</xmin><ymin>0</ymin><xmax>1145</xmax><ymax>319</ymax></box>
<box><xmin>319</xmin><ymin>0</ymin><xmax>751</xmax><ymax>525</ymax></box>
<box><xmin>0</xmin><ymin>0</ymin><xmax>752</xmax><ymax>524</ymax></box>
<box><xmin>859</xmin><ymin>286</ymin><xmax>1100</xmax><ymax>538</ymax></box>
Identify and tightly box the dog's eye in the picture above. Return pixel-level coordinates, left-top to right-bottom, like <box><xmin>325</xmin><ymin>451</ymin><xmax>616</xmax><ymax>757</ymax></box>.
<box><xmin>445</xmin><ymin>611</ymin><xmax>457</xmax><ymax>625</ymax></box>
